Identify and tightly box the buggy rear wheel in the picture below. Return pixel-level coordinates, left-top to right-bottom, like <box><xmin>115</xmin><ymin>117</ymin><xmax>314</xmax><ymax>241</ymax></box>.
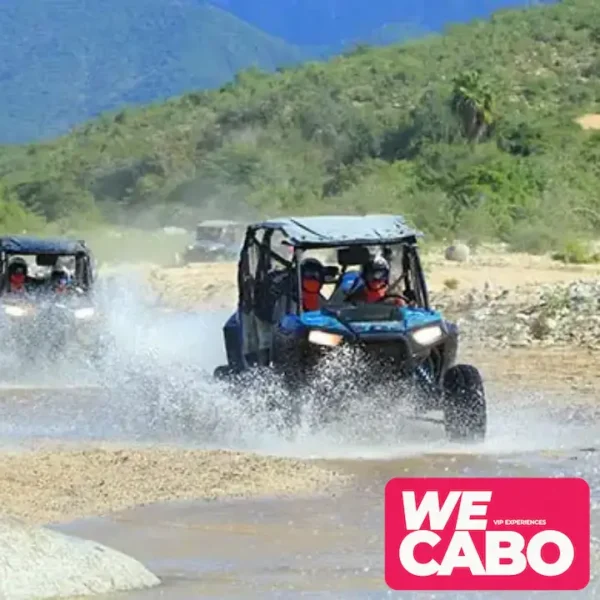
<box><xmin>214</xmin><ymin>364</ymin><xmax>237</xmax><ymax>381</ymax></box>
<box><xmin>442</xmin><ymin>364</ymin><xmax>486</xmax><ymax>442</ymax></box>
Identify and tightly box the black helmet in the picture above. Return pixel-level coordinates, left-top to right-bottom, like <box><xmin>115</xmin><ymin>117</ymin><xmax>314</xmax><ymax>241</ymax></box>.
<box><xmin>7</xmin><ymin>257</ymin><xmax>28</xmax><ymax>276</ymax></box>
<box><xmin>362</xmin><ymin>255</ymin><xmax>390</xmax><ymax>283</ymax></box>
<box><xmin>300</xmin><ymin>257</ymin><xmax>324</xmax><ymax>281</ymax></box>
<box><xmin>51</xmin><ymin>266</ymin><xmax>69</xmax><ymax>278</ymax></box>
<box><xmin>50</xmin><ymin>266</ymin><xmax>70</xmax><ymax>285</ymax></box>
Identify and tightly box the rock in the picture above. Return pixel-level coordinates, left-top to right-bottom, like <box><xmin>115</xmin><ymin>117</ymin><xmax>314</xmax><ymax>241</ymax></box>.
<box><xmin>0</xmin><ymin>515</ymin><xmax>160</xmax><ymax>599</ymax></box>
<box><xmin>444</xmin><ymin>243</ymin><xmax>470</xmax><ymax>262</ymax></box>
<box><xmin>530</xmin><ymin>315</ymin><xmax>554</xmax><ymax>340</ymax></box>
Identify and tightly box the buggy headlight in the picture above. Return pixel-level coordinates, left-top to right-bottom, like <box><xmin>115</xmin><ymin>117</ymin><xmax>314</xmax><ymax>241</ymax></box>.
<box><xmin>74</xmin><ymin>307</ymin><xmax>95</xmax><ymax>319</ymax></box>
<box><xmin>4</xmin><ymin>305</ymin><xmax>27</xmax><ymax>317</ymax></box>
<box><xmin>308</xmin><ymin>330</ymin><xmax>342</xmax><ymax>347</ymax></box>
<box><xmin>411</xmin><ymin>325</ymin><xmax>443</xmax><ymax>346</ymax></box>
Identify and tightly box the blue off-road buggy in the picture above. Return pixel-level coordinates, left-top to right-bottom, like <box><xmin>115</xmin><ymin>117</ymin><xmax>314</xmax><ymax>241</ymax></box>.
<box><xmin>213</xmin><ymin>215</ymin><xmax>486</xmax><ymax>442</ymax></box>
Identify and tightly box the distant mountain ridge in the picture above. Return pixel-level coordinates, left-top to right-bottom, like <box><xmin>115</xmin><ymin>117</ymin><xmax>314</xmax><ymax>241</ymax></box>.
<box><xmin>208</xmin><ymin>0</ymin><xmax>556</xmax><ymax>49</ymax></box>
<box><xmin>0</xmin><ymin>0</ymin><xmax>557</xmax><ymax>144</ymax></box>
<box><xmin>0</xmin><ymin>0</ymin><xmax>306</xmax><ymax>144</ymax></box>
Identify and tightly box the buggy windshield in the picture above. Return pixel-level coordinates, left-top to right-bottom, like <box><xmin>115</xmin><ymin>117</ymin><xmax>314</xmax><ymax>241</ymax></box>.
<box><xmin>295</xmin><ymin>243</ymin><xmax>420</xmax><ymax>306</ymax></box>
<box><xmin>196</xmin><ymin>223</ymin><xmax>245</xmax><ymax>244</ymax></box>
<box><xmin>196</xmin><ymin>227</ymin><xmax>223</xmax><ymax>242</ymax></box>
<box><xmin>2</xmin><ymin>253</ymin><xmax>80</xmax><ymax>297</ymax></box>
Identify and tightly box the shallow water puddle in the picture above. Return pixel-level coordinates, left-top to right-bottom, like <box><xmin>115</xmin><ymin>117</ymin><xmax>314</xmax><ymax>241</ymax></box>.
<box><xmin>56</xmin><ymin>444</ymin><xmax>600</xmax><ymax>600</ymax></box>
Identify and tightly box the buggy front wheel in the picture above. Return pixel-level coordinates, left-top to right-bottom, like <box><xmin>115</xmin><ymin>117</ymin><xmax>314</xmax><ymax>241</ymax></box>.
<box><xmin>442</xmin><ymin>364</ymin><xmax>486</xmax><ymax>442</ymax></box>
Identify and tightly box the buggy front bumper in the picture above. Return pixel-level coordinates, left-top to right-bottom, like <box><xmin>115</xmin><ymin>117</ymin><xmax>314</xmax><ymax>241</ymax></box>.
<box><xmin>0</xmin><ymin>308</ymin><xmax>104</xmax><ymax>350</ymax></box>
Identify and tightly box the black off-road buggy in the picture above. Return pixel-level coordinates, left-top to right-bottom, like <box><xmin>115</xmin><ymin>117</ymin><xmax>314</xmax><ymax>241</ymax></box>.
<box><xmin>214</xmin><ymin>215</ymin><xmax>487</xmax><ymax>442</ymax></box>
<box><xmin>182</xmin><ymin>220</ymin><xmax>245</xmax><ymax>264</ymax></box>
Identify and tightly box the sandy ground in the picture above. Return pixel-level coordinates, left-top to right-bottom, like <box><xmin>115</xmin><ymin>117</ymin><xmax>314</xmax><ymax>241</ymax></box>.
<box><xmin>576</xmin><ymin>113</ymin><xmax>600</xmax><ymax>130</ymax></box>
<box><xmin>462</xmin><ymin>345</ymin><xmax>600</xmax><ymax>395</ymax></box>
<box><xmin>1</xmin><ymin>247</ymin><xmax>599</xmax><ymax>527</ymax></box>
<box><xmin>0</xmin><ymin>446</ymin><xmax>350</xmax><ymax>526</ymax></box>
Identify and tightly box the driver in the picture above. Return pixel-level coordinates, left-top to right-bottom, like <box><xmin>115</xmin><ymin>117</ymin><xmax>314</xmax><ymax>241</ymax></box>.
<box><xmin>7</xmin><ymin>257</ymin><xmax>28</xmax><ymax>293</ymax></box>
<box><xmin>354</xmin><ymin>255</ymin><xmax>406</xmax><ymax>305</ymax></box>
<box><xmin>300</xmin><ymin>257</ymin><xmax>324</xmax><ymax>311</ymax></box>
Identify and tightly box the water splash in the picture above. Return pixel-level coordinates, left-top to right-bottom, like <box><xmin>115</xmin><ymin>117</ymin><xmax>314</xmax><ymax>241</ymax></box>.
<box><xmin>0</xmin><ymin>269</ymin><xmax>596</xmax><ymax>461</ymax></box>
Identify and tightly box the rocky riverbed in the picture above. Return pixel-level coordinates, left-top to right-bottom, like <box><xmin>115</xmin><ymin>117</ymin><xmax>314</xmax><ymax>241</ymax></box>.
<box><xmin>432</xmin><ymin>279</ymin><xmax>600</xmax><ymax>349</ymax></box>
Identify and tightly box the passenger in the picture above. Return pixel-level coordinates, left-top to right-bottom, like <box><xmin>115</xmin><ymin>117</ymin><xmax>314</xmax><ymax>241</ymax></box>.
<box><xmin>6</xmin><ymin>257</ymin><xmax>28</xmax><ymax>294</ymax></box>
<box><xmin>300</xmin><ymin>257</ymin><xmax>324</xmax><ymax>311</ymax></box>
<box><xmin>49</xmin><ymin>266</ymin><xmax>72</xmax><ymax>293</ymax></box>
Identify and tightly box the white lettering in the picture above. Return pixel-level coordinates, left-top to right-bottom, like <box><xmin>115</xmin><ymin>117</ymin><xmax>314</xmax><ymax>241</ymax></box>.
<box><xmin>402</xmin><ymin>490</ymin><xmax>492</xmax><ymax>531</ymax></box>
<box><xmin>527</xmin><ymin>531</ymin><xmax>574</xmax><ymax>577</ymax></box>
<box><xmin>455</xmin><ymin>491</ymin><xmax>491</xmax><ymax>530</ymax></box>
<box><xmin>398</xmin><ymin>489</ymin><xmax>575</xmax><ymax>578</ymax></box>
<box><xmin>399</xmin><ymin>530</ymin><xmax>441</xmax><ymax>576</ymax></box>
<box><xmin>399</xmin><ymin>531</ymin><xmax>575</xmax><ymax>576</ymax></box>
<box><xmin>402</xmin><ymin>490</ymin><xmax>462</xmax><ymax>531</ymax></box>
<box><xmin>438</xmin><ymin>531</ymin><xmax>485</xmax><ymax>575</ymax></box>
<box><xmin>485</xmin><ymin>531</ymin><xmax>527</xmax><ymax>575</ymax></box>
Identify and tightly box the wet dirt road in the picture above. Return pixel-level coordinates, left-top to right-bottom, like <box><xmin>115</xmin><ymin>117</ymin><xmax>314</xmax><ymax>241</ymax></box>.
<box><xmin>0</xmin><ymin>307</ymin><xmax>598</xmax><ymax>598</ymax></box>
<box><xmin>2</xmin><ymin>377</ymin><xmax>599</xmax><ymax>599</ymax></box>
<box><xmin>57</xmin><ymin>441</ymin><xmax>600</xmax><ymax>600</ymax></box>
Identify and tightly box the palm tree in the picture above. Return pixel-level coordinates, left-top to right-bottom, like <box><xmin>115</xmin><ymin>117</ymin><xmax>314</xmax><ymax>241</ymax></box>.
<box><xmin>451</xmin><ymin>70</ymin><xmax>495</xmax><ymax>142</ymax></box>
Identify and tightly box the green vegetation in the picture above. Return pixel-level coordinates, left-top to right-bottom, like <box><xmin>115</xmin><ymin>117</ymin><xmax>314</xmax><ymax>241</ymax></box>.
<box><xmin>2</xmin><ymin>0</ymin><xmax>600</xmax><ymax>258</ymax></box>
<box><xmin>551</xmin><ymin>238</ymin><xmax>600</xmax><ymax>263</ymax></box>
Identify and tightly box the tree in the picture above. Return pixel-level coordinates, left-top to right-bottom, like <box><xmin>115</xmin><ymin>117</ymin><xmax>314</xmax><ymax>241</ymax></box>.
<box><xmin>451</xmin><ymin>70</ymin><xmax>495</xmax><ymax>142</ymax></box>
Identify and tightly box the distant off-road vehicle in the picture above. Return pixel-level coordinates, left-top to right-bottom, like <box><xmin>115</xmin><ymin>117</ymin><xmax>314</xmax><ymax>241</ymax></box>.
<box><xmin>0</xmin><ymin>235</ymin><xmax>111</xmax><ymax>364</ymax></box>
<box><xmin>213</xmin><ymin>214</ymin><xmax>487</xmax><ymax>442</ymax></box>
<box><xmin>182</xmin><ymin>220</ymin><xmax>245</xmax><ymax>264</ymax></box>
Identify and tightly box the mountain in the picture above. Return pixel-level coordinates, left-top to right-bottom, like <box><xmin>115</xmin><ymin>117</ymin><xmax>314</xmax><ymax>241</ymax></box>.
<box><xmin>0</xmin><ymin>0</ymin><xmax>306</xmax><ymax>144</ymax></box>
<box><xmin>0</xmin><ymin>0</ymin><xmax>559</xmax><ymax>144</ymax></box>
<box><xmin>208</xmin><ymin>0</ymin><xmax>556</xmax><ymax>50</ymax></box>
<box><xmin>2</xmin><ymin>0</ymin><xmax>598</xmax><ymax>254</ymax></box>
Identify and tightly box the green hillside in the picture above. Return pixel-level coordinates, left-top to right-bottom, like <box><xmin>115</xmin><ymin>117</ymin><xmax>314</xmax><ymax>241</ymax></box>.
<box><xmin>2</xmin><ymin>0</ymin><xmax>600</xmax><ymax>254</ymax></box>
<box><xmin>0</xmin><ymin>0</ymin><xmax>305</xmax><ymax>143</ymax></box>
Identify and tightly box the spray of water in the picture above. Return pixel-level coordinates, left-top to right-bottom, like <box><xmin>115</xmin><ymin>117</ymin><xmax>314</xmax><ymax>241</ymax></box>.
<box><xmin>0</xmin><ymin>268</ymin><xmax>596</xmax><ymax>459</ymax></box>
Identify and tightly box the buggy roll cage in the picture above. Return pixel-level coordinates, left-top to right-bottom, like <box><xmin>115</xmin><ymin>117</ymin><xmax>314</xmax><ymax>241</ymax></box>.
<box><xmin>195</xmin><ymin>221</ymin><xmax>246</xmax><ymax>242</ymax></box>
<box><xmin>236</xmin><ymin>221</ymin><xmax>431</xmax><ymax>316</ymax></box>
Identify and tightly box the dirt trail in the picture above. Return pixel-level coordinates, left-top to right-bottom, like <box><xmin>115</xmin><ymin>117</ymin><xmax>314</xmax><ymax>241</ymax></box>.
<box><xmin>576</xmin><ymin>113</ymin><xmax>600</xmax><ymax>129</ymax></box>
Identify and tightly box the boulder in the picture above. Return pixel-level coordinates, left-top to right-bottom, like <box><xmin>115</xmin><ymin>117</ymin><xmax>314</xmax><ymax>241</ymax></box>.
<box><xmin>0</xmin><ymin>515</ymin><xmax>160</xmax><ymax>599</ymax></box>
<box><xmin>444</xmin><ymin>243</ymin><xmax>470</xmax><ymax>262</ymax></box>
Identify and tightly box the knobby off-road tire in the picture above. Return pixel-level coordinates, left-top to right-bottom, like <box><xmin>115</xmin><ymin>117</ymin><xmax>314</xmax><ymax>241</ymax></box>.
<box><xmin>272</xmin><ymin>330</ymin><xmax>351</xmax><ymax>430</ymax></box>
<box><xmin>442</xmin><ymin>364</ymin><xmax>486</xmax><ymax>442</ymax></box>
<box><xmin>213</xmin><ymin>364</ymin><xmax>237</xmax><ymax>380</ymax></box>
<box><xmin>271</xmin><ymin>328</ymin><xmax>307</xmax><ymax>391</ymax></box>
<box><xmin>270</xmin><ymin>328</ymin><xmax>311</xmax><ymax>428</ymax></box>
